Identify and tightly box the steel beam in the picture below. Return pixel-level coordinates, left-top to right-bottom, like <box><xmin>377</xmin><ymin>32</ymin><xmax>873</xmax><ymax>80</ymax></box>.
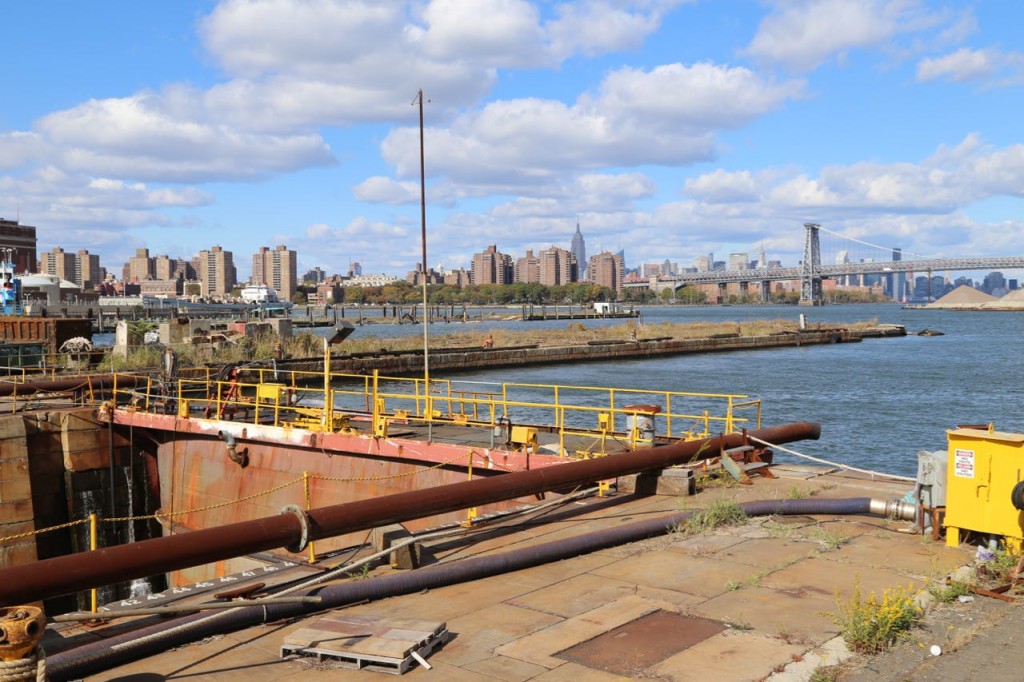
<box><xmin>0</xmin><ymin>422</ymin><xmax>819</xmax><ymax>605</ymax></box>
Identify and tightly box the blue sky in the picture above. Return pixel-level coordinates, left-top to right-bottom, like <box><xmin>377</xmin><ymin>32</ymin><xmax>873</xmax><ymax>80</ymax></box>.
<box><xmin>2</xmin><ymin>0</ymin><xmax>1023</xmax><ymax>281</ymax></box>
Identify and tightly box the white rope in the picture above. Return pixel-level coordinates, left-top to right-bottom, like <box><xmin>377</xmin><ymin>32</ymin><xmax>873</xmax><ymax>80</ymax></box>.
<box><xmin>749</xmin><ymin>436</ymin><xmax>916</xmax><ymax>483</ymax></box>
<box><xmin>0</xmin><ymin>648</ymin><xmax>45</xmax><ymax>682</ymax></box>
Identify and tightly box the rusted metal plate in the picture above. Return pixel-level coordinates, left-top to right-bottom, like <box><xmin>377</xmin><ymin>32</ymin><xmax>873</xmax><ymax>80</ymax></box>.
<box><xmin>0</xmin><ymin>316</ymin><xmax>91</xmax><ymax>354</ymax></box>
<box><xmin>557</xmin><ymin>610</ymin><xmax>726</xmax><ymax>675</ymax></box>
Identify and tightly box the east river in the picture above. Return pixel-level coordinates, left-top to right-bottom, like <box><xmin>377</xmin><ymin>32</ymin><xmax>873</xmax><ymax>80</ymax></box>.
<box><xmin>335</xmin><ymin>303</ymin><xmax>1024</xmax><ymax>478</ymax></box>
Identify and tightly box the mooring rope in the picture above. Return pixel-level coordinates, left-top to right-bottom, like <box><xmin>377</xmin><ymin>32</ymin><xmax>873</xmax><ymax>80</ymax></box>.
<box><xmin>749</xmin><ymin>436</ymin><xmax>915</xmax><ymax>483</ymax></box>
<box><xmin>0</xmin><ymin>647</ymin><xmax>46</xmax><ymax>682</ymax></box>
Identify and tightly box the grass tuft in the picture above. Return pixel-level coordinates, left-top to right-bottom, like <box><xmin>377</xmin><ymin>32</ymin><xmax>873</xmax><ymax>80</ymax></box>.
<box><xmin>683</xmin><ymin>499</ymin><xmax>747</xmax><ymax>534</ymax></box>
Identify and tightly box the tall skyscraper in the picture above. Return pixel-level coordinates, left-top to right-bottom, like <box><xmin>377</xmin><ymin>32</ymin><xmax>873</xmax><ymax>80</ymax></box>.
<box><xmin>570</xmin><ymin>220</ymin><xmax>586</xmax><ymax>281</ymax></box>
<box><xmin>252</xmin><ymin>245</ymin><xmax>297</xmax><ymax>301</ymax></box>
<box><xmin>196</xmin><ymin>245</ymin><xmax>236</xmax><ymax>296</ymax></box>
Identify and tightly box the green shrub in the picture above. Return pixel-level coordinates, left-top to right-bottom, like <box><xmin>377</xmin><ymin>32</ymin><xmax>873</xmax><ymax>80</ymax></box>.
<box><xmin>830</xmin><ymin>579</ymin><xmax>920</xmax><ymax>654</ymax></box>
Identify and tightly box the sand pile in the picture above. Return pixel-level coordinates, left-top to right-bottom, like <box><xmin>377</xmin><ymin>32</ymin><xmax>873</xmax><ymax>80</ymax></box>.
<box><xmin>926</xmin><ymin>285</ymin><xmax>996</xmax><ymax>308</ymax></box>
<box><xmin>981</xmin><ymin>288</ymin><xmax>1024</xmax><ymax>309</ymax></box>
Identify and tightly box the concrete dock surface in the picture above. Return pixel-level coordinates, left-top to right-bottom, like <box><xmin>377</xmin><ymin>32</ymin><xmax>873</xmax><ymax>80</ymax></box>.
<box><xmin>49</xmin><ymin>464</ymin><xmax>1003</xmax><ymax>681</ymax></box>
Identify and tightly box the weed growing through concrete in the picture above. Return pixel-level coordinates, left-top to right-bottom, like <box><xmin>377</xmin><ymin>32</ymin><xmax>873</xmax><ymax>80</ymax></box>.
<box><xmin>763</xmin><ymin>520</ymin><xmax>796</xmax><ymax>539</ymax></box>
<box><xmin>683</xmin><ymin>499</ymin><xmax>747</xmax><ymax>534</ymax></box>
<box><xmin>808</xmin><ymin>665</ymin><xmax>842</xmax><ymax>682</ymax></box>
<box><xmin>694</xmin><ymin>470</ymin><xmax>738</xmax><ymax>491</ymax></box>
<box><xmin>786</xmin><ymin>485</ymin><xmax>808</xmax><ymax>500</ymax></box>
<box><xmin>830</xmin><ymin>579</ymin><xmax>920</xmax><ymax>654</ymax></box>
<box><xmin>346</xmin><ymin>563</ymin><xmax>372</xmax><ymax>581</ymax></box>
<box><xmin>810</xmin><ymin>525</ymin><xmax>849</xmax><ymax>551</ymax></box>
<box><xmin>927</xmin><ymin>580</ymin><xmax>973</xmax><ymax>603</ymax></box>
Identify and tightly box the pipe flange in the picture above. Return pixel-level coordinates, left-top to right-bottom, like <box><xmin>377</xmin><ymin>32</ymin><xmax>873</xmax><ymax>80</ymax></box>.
<box><xmin>279</xmin><ymin>505</ymin><xmax>310</xmax><ymax>554</ymax></box>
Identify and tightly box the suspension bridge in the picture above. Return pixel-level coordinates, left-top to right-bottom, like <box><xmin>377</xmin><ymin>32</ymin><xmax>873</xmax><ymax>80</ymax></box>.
<box><xmin>626</xmin><ymin>223</ymin><xmax>1024</xmax><ymax>305</ymax></box>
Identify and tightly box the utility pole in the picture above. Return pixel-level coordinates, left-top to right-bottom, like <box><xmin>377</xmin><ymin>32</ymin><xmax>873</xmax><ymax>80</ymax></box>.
<box><xmin>414</xmin><ymin>89</ymin><xmax>431</xmax><ymax>437</ymax></box>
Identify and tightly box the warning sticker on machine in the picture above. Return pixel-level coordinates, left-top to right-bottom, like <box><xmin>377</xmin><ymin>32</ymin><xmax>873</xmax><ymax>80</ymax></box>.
<box><xmin>954</xmin><ymin>449</ymin><xmax>975</xmax><ymax>478</ymax></box>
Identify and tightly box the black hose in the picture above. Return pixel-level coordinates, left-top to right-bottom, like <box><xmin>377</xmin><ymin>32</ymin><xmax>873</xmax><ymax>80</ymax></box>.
<box><xmin>46</xmin><ymin>497</ymin><xmax>874</xmax><ymax>680</ymax></box>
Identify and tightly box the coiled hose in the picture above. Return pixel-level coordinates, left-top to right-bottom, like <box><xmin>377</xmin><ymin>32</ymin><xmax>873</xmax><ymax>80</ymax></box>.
<box><xmin>46</xmin><ymin>496</ymin><xmax>897</xmax><ymax>680</ymax></box>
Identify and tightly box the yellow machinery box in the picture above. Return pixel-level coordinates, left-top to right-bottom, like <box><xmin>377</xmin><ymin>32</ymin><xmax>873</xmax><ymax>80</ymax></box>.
<box><xmin>945</xmin><ymin>427</ymin><xmax>1024</xmax><ymax>550</ymax></box>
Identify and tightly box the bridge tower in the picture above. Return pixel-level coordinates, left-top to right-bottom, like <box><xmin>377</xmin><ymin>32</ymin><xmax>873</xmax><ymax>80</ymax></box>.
<box><xmin>800</xmin><ymin>223</ymin><xmax>823</xmax><ymax>306</ymax></box>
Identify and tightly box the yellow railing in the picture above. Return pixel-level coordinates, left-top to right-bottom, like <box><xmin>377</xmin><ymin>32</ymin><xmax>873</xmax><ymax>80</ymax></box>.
<box><xmin>110</xmin><ymin>368</ymin><xmax>761</xmax><ymax>455</ymax></box>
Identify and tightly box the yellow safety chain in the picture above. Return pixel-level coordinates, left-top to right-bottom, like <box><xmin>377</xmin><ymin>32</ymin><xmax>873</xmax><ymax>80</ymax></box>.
<box><xmin>0</xmin><ymin>518</ymin><xmax>89</xmax><ymax>544</ymax></box>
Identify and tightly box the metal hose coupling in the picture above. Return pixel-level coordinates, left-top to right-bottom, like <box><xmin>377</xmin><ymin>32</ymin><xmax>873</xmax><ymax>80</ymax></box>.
<box><xmin>869</xmin><ymin>498</ymin><xmax>917</xmax><ymax>521</ymax></box>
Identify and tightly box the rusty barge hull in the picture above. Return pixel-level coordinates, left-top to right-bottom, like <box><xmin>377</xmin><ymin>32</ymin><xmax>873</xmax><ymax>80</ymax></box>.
<box><xmin>118</xmin><ymin>410</ymin><xmax>559</xmax><ymax>585</ymax></box>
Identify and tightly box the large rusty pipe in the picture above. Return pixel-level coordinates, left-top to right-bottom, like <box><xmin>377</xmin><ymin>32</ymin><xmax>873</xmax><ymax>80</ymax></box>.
<box><xmin>0</xmin><ymin>374</ymin><xmax>145</xmax><ymax>397</ymax></box>
<box><xmin>0</xmin><ymin>422</ymin><xmax>818</xmax><ymax>605</ymax></box>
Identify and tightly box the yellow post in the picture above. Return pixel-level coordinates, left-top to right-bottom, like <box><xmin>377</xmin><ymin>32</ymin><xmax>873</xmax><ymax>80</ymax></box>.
<box><xmin>464</xmin><ymin>452</ymin><xmax>477</xmax><ymax>526</ymax></box>
<box><xmin>322</xmin><ymin>338</ymin><xmax>330</xmax><ymax>429</ymax></box>
<box><xmin>90</xmin><ymin>513</ymin><xmax>98</xmax><ymax>613</ymax></box>
<box><xmin>303</xmin><ymin>471</ymin><xmax>316</xmax><ymax>564</ymax></box>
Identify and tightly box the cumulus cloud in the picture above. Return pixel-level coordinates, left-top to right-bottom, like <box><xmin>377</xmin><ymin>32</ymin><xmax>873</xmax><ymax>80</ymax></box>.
<box><xmin>376</xmin><ymin>63</ymin><xmax>803</xmax><ymax>190</ymax></box>
<box><xmin>0</xmin><ymin>132</ymin><xmax>44</xmax><ymax>172</ymax></box>
<box><xmin>194</xmin><ymin>0</ymin><xmax>680</xmax><ymax>131</ymax></box>
<box><xmin>917</xmin><ymin>47</ymin><xmax>995</xmax><ymax>82</ymax></box>
<box><xmin>916</xmin><ymin>47</ymin><xmax>1024</xmax><ymax>86</ymax></box>
<box><xmin>744</xmin><ymin>0</ymin><xmax>944</xmax><ymax>71</ymax></box>
<box><xmin>546</xmin><ymin>0</ymin><xmax>681</xmax><ymax>59</ymax></box>
<box><xmin>294</xmin><ymin>217</ymin><xmax>416</xmax><ymax>270</ymax></box>
<box><xmin>36</xmin><ymin>94</ymin><xmax>335</xmax><ymax>182</ymax></box>
<box><xmin>684</xmin><ymin>134</ymin><xmax>1024</xmax><ymax>219</ymax></box>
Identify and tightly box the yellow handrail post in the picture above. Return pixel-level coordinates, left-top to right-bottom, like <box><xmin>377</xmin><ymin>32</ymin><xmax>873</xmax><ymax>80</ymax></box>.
<box><xmin>322</xmin><ymin>338</ymin><xmax>330</xmax><ymax>429</ymax></box>
<box><xmin>303</xmin><ymin>471</ymin><xmax>316</xmax><ymax>564</ymax></box>
<box><xmin>89</xmin><ymin>513</ymin><xmax>98</xmax><ymax>612</ymax></box>
<box><xmin>464</xmin><ymin>452</ymin><xmax>477</xmax><ymax>526</ymax></box>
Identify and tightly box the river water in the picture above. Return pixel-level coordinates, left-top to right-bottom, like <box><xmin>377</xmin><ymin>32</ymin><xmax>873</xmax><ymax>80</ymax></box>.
<box><xmin>337</xmin><ymin>304</ymin><xmax>1022</xmax><ymax>478</ymax></box>
<box><xmin>97</xmin><ymin>303</ymin><xmax>1021</xmax><ymax>477</ymax></box>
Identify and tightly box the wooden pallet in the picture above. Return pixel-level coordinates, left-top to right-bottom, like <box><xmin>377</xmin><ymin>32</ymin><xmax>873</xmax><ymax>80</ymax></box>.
<box><xmin>281</xmin><ymin>613</ymin><xmax>449</xmax><ymax>675</ymax></box>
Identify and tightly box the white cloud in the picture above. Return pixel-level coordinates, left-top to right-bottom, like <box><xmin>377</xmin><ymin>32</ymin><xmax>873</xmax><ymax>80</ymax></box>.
<box><xmin>684</xmin><ymin>135</ymin><xmax>1024</xmax><ymax>219</ymax></box>
<box><xmin>200</xmin><ymin>0</ymin><xmax>405</xmax><ymax>78</ymax></box>
<box><xmin>745</xmin><ymin>0</ymin><xmax>941</xmax><ymax>71</ymax></box>
<box><xmin>376</xmin><ymin>63</ymin><xmax>803</xmax><ymax>190</ymax></box>
<box><xmin>293</xmin><ymin>217</ymin><xmax>413</xmax><ymax>269</ymax></box>
<box><xmin>353</xmin><ymin>177</ymin><xmax>421</xmax><ymax>204</ymax></box>
<box><xmin>0</xmin><ymin>132</ymin><xmax>44</xmax><ymax>172</ymax></box>
<box><xmin>916</xmin><ymin>47</ymin><xmax>1024</xmax><ymax>86</ymax></box>
<box><xmin>416</xmin><ymin>0</ymin><xmax>545</xmax><ymax>66</ymax></box>
<box><xmin>36</xmin><ymin>94</ymin><xmax>336</xmax><ymax>182</ymax></box>
<box><xmin>684</xmin><ymin>169</ymin><xmax>767</xmax><ymax>203</ymax></box>
<box><xmin>194</xmin><ymin>0</ymin><xmax>680</xmax><ymax>132</ymax></box>
<box><xmin>917</xmin><ymin>47</ymin><xmax>995</xmax><ymax>82</ymax></box>
<box><xmin>546</xmin><ymin>1</ymin><xmax>680</xmax><ymax>60</ymax></box>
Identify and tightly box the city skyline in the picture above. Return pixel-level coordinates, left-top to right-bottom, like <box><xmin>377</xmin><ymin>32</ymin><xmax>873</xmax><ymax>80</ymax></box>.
<box><xmin>2</xmin><ymin>2</ymin><xmax>1024</xmax><ymax>280</ymax></box>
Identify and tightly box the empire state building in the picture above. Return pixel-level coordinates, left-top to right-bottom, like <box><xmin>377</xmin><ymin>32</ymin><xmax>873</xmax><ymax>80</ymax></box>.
<box><xmin>571</xmin><ymin>220</ymin><xmax>586</xmax><ymax>281</ymax></box>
